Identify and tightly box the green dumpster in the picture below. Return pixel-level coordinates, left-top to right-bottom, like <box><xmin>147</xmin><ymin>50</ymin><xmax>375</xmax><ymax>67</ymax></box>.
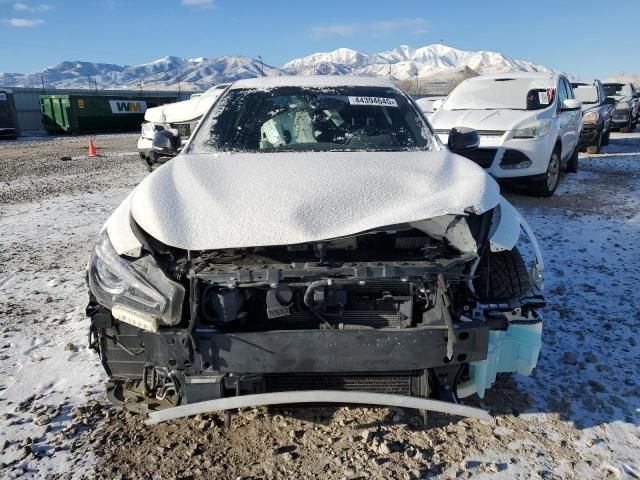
<box><xmin>40</xmin><ymin>94</ymin><xmax>178</xmax><ymax>135</ymax></box>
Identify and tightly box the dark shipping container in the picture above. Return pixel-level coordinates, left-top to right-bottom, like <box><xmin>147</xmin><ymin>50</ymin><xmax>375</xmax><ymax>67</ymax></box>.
<box><xmin>0</xmin><ymin>90</ymin><xmax>19</xmax><ymax>139</ymax></box>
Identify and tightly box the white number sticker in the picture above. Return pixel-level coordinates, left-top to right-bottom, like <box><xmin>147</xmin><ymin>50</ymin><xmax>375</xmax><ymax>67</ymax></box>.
<box><xmin>348</xmin><ymin>96</ymin><xmax>398</xmax><ymax>107</ymax></box>
<box><xmin>538</xmin><ymin>92</ymin><xmax>550</xmax><ymax>105</ymax></box>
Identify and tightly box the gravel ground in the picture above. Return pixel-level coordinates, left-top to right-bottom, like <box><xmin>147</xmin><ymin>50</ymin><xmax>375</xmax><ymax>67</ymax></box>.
<box><xmin>0</xmin><ymin>132</ymin><xmax>638</xmax><ymax>479</ymax></box>
<box><xmin>0</xmin><ymin>134</ymin><xmax>141</xmax><ymax>204</ymax></box>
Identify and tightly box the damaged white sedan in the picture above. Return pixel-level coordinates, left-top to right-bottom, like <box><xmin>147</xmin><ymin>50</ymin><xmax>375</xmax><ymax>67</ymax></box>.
<box><xmin>86</xmin><ymin>76</ymin><xmax>545</xmax><ymax>423</ymax></box>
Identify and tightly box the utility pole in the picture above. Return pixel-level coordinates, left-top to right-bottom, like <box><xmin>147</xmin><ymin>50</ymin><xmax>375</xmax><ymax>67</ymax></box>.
<box><xmin>41</xmin><ymin>74</ymin><xmax>45</xmax><ymax>91</ymax></box>
<box><xmin>258</xmin><ymin>55</ymin><xmax>265</xmax><ymax>77</ymax></box>
<box><xmin>414</xmin><ymin>72</ymin><xmax>419</xmax><ymax>95</ymax></box>
<box><xmin>178</xmin><ymin>81</ymin><xmax>181</xmax><ymax>98</ymax></box>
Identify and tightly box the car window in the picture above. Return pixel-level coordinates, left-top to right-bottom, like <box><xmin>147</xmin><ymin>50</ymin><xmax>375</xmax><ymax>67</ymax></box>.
<box><xmin>574</xmin><ymin>86</ymin><xmax>599</xmax><ymax>104</ymax></box>
<box><xmin>191</xmin><ymin>86</ymin><xmax>435</xmax><ymax>153</ymax></box>
<box><xmin>557</xmin><ymin>80</ymin><xmax>569</xmax><ymax>106</ymax></box>
<box><xmin>604</xmin><ymin>83</ymin><xmax>625</xmax><ymax>96</ymax></box>
<box><xmin>598</xmin><ymin>84</ymin><xmax>606</xmax><ymax>103</ymax></box>
<box><xmin>564</xmin><ymin>79</ymin><xmax>575</xmax><ymax>99</ymax></box>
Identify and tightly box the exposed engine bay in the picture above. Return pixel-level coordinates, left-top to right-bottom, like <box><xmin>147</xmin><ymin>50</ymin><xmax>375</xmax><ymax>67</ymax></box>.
<box><xmin>87</xmin><ymin>211</ymin><xmax>545</xmax><ymax>416</ymax></box>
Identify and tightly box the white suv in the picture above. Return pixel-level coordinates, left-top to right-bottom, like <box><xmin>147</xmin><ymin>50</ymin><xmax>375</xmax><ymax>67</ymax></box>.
<box><xmin>430</xmin><ymin>73</ymin><xmax>582</xmax><ymax>197</ymax></box>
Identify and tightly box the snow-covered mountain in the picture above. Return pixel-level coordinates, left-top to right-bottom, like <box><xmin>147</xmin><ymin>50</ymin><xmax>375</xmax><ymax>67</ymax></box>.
<box><xmin>0</xmin><ymin>43</ymin><xmax>554</xmax><ymax>90</ymax></box>
<box><xmin>605</xmin><ymin>72</ymin><xmax>640</xmax><ymax>87</ymax></box>
<box><xmin>283</xmin><ymin>44</ymin><xmax>551</xmax><ymax>79</ymax></box>
<box><xmin>0</xmin><ymin>56</ymin><xmax>284</xmax><ymax>90</ymax></box>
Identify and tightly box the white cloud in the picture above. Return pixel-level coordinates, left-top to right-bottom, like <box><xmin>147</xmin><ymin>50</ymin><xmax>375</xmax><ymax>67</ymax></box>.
<box><xmin>181</xmin><ymin>0</ymin><xmax>216</xmax><ymax>9</ymax></box>
<box><xmin>309</xmin><ymin>24</ymin><xmax>356</xmax><ymax>39</ymax></box>
<box><xmin>309</xmin><ymin>17</ymin><xmax>428</xmax><ymax>39</ymax></box>
<box><xmin>13</xmin><ymin>2</ymin><xmax>52</xmax><ymax>12</ymax></box>
<box><xmin>3</xmin><ymin>17</ymin><xmax>44</xmax><ymax>26</ymax></box>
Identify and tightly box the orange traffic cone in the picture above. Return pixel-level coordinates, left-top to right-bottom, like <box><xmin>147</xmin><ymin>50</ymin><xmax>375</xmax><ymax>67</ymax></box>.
<box><xmin>88</xmin><ymin>138</ymin><xmax>97</xmax><ymax>157</ymax></box>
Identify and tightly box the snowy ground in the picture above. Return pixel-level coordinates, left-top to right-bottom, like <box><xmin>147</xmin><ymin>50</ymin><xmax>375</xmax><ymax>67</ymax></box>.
<box><xmin>0</xmin><ymin>132</ymin><xmax>638</xmax><ymax>479</ymax></box>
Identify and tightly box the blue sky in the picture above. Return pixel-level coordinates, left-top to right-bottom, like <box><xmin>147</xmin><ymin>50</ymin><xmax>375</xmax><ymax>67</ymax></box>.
<box><xmin>1</xmin><ymin>0</ymin><xmax>637</xmax><ymax>79</ymax></box>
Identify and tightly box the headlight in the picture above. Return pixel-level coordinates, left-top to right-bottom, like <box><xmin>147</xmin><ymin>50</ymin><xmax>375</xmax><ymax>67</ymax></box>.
<box><xmin>615</xmin><ymin>103</ymin><xmax>630</xmax><ymax>111</ymax></box>
<box><xmin>512</xmin><ymin>119</ymin><xmax>552</xmax><ymax>139</ymax></box>
<box><xmin>88</xmin><ymin>230</ymin><xmax>184</xmax><ymax>329</ymax></box>
<box><xmin>141</xmin><ymin>122</ymin><xmax>167</xmax><ymax>139</ymax></box>
<box><xmin>582</xmin><ymin>111</ymin><xmax>599</xmax><ymax>125</ymax></box>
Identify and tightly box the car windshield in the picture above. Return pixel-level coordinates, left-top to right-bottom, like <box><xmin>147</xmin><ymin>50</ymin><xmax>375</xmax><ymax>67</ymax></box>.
<box><xmin>442</xmin><ymin>77</ymin><xmax>556</xmax><ymax>111</ymax></box>
<box><xmin>604</xmin><ymin>83</ymin><xmax>625</xmax><ymax>96</ymax></box>
<box><xmin>191</xmin><ymin>86</ymin><xmax>434</xmax><ymax>153</ymax></box>
<box><xmin>574</xmin><ymin>86</ymin><xmax>599</xmax><ymax>104</ymax></box>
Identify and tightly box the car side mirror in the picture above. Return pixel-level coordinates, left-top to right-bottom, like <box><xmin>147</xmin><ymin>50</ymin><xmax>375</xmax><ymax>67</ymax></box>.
<box><xmin>448</xmin><ymin>127</ymin><xmax>479</xmax><ymax>154</ymax></box>
<box><xmin>561</xmin><ymin>99</ymin><xmax>582</xmax><ymax>111</ymax></box>
<box><xmin>604</xmin><ymin>97</ymin><xmax>616</xmax><ymax>105</ymax></box>
<box><xmin>152</xmin><ymin>129</ymin><xmax>181</xmax><ymax>158</ymax></box>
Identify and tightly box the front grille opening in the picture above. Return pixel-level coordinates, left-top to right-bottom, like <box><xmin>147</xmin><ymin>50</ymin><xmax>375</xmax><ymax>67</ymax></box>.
<box><xmin>170</xmin><ymin>122</ymin><xmax>194</xmax><ymax>139</ymax></box>
<box><xmin>500</xmin><ymin>149</ymin><xmax>532</xmax><ymax>169</ymax></box>
<box><xmin>457</xmin><ymin>148</ymin><xmax>497</xmax><ymax>168</ymax></box>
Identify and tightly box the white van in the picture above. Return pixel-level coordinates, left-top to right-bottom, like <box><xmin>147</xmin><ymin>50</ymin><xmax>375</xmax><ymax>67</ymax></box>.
<box><xmin>430</xmin><ymin>73</ymin><xmax>582</xmax><ymax>197</ymax></box>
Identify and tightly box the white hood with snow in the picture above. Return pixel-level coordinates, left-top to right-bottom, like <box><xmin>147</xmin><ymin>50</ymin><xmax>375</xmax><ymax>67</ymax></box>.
<box><xmin>109</xmin><ymin>150</ymin><xmax>501</xmax><ymax>252</ymax></box>
<box><xmin>429</xmin><ymin>108</ymin><xmax>540</xmax><ymax>132</ymax></box>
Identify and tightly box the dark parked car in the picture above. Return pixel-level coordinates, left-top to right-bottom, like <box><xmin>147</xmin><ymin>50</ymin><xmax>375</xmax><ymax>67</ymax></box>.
<box><xmin>603</xmin><ymin>82</ymin><xmax>639</xmax><ymax>133</ymax></box>
<box><xmin>572</xmin><ymin>81</ymin><xmax>613</xmax><ymax>154</ymax></box>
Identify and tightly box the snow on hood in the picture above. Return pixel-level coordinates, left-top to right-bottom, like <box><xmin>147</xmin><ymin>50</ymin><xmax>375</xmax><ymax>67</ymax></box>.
<box><xmin>430</xmin><ymin>108</ymin><xmax>539</xmax><ymax>132</ymax></box>
<box><xmin>128</xmin><ymin>150</ymin><xmax>500</xmax><ymax>251</ymax></box>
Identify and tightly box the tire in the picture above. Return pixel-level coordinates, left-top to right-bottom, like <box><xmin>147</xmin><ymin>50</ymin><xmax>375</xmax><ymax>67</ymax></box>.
<box><xmin>585</xmin><ymin>129</ymin><xmax>602</xmax><ymax>155</ymax></box>
<box><xmin>602</xmin><ymin>130</ymin><xmax>610</xmax><ymax>146</ymax></box>
<box><xmin>529</xmin><ymin>148</ymin><xmax>561</xmax><ymax>197</ymax></box>
<box><xmin>473</xmin><ymin>248</ymin><xmax>531</xmax><ymax>302</ymax></box>
<box><xmin>620</xmin><ymin>118</ymin><xmax>632</xmax><ymax>133</ymax></box>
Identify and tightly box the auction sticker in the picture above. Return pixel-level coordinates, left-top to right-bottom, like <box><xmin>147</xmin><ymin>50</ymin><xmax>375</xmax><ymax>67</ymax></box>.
<box><xmin>538</xmin><ymin>91</ymin><xmax>550</xmax><ymax>105</ymax></box>
<box><xmin>348</xmin><ymin>96</ymin><xmax>398</xmax><ymax>107</ymax></box>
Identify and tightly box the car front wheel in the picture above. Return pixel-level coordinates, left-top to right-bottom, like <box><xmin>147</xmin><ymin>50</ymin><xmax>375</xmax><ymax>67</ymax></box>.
<box><xmin>529</xmin><ymin>149</ymin><xmax>561</xmax><ymax>197</ymax></box>
<box><xmin>585</xmin><ymin>129</ymin><xmax>602</xmax><ymax>155</ymax></box>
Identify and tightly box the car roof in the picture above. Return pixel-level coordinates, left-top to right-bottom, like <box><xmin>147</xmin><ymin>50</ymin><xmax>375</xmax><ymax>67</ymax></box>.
<box><xmin>230</xmin><ymin>75</ymin><xmax>400</xmax><ymax>90</ymax></box>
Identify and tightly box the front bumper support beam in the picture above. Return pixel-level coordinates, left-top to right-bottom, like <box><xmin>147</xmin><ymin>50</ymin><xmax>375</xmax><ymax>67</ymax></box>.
<box><xmin>145</xmin><ymin>390</ymin><xmax>491</xmax><ymax>425</ymax></box>
<box><xmin>143</xmin><ymin>324</ymin><xmax>489</xmax><ymax>373</ymax></box>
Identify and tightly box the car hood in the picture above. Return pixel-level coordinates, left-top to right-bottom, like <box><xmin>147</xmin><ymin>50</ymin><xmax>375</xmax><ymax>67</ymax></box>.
<box><xmin>125</xmin><ymin>150</ymin><xmax>501</xmax><ymax>251</ymax></box>
<box><xmin>430</xmin><ymin>108</ymin><xmax>540</xmax><ymax>132</ymax></box>
<box><xmin>580</xmin><ymin>103</ymin><xmax>600</xmax><ymax>112</ymax></box>
<box><xmin>608</xmin><ymin>95</ymin><xmax>630</xmax><ymax>104</ymax></box>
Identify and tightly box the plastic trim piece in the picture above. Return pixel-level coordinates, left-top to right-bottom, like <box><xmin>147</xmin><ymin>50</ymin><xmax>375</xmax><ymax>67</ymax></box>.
<box><xmin>489</xmin><ymin>198</ymin><xmax>520</xmax><ymax>252</ymax></box>
<box><xmin>488</xmin><ymin>198</ymin><xmax>545</xmax><ymax>290</ymax></box>
<box><xmin>145</xmin><ymin>390</ymin><xmax>491</xmax><ymax>425</ymax></box>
